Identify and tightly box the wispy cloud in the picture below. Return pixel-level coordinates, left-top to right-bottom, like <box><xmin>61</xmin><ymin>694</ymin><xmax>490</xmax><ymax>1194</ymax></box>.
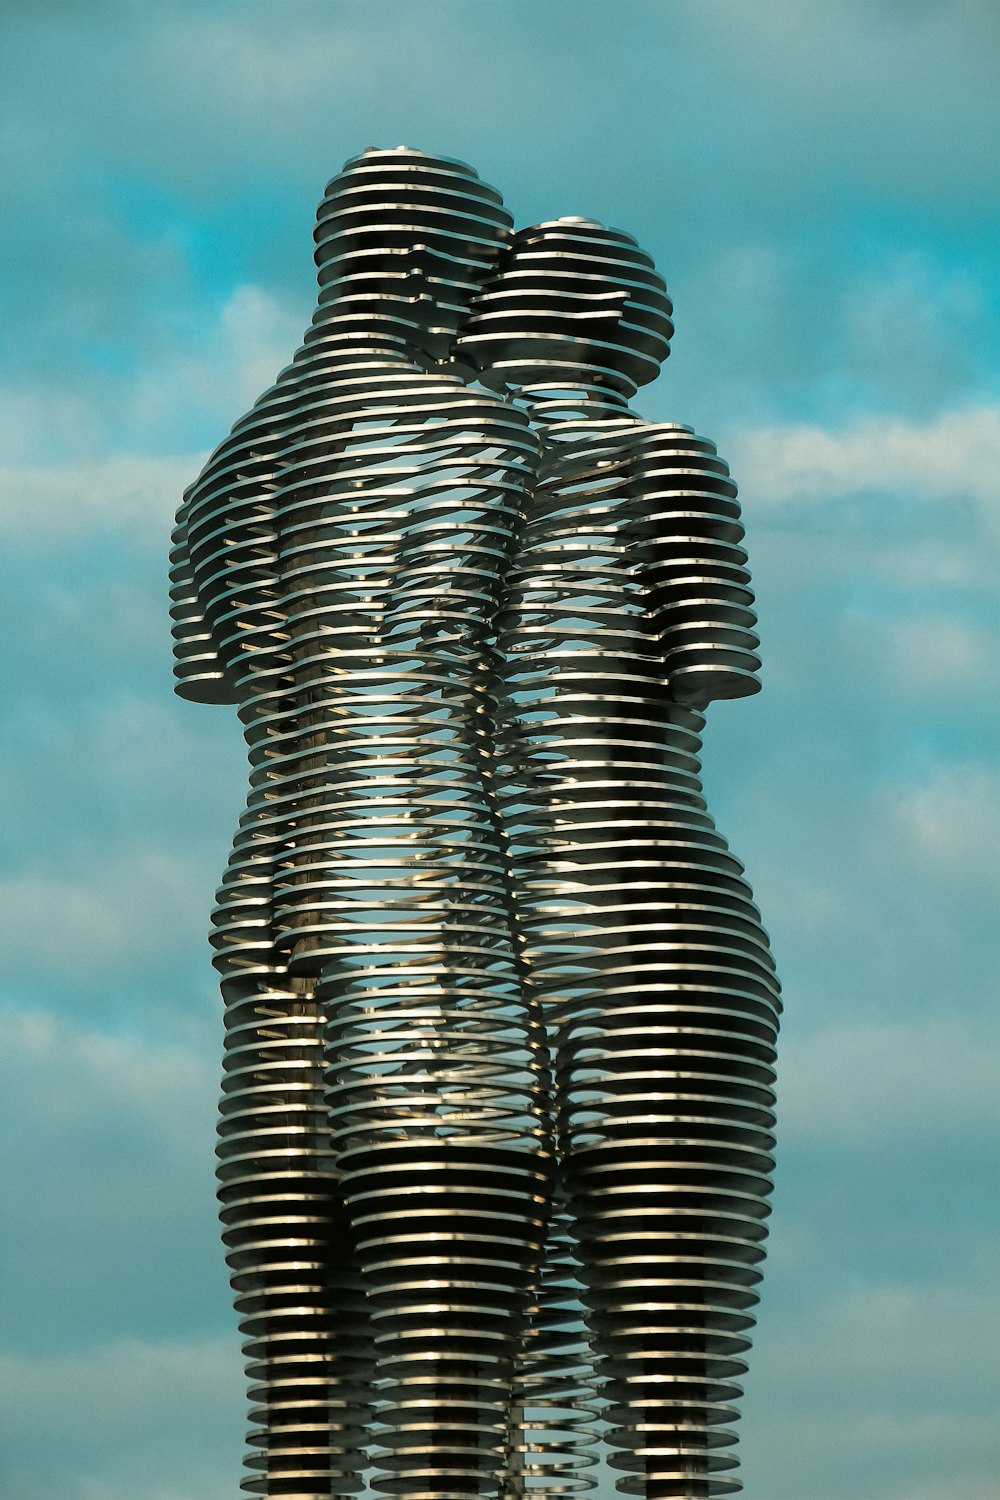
<box><xmin>0</xmin><ymin>839</ymin><xmax>219</xmax><ymax>979</ymax></box>
<box><xmin>886</xmin><ymin>762</ymin><xmax>1000</xmax><ymax>884</ymax></box>
<box><xmin>0</xmin><ymin>1336</ymin><xmax>241</xmax><ymax>1500</ymax></box>
<box><xmin>0</xmin><ymin>453</ymin><xmax>201</xmax><ymax>538</ymax></box>
<box><xmin>778</xmin><ymin>1014</ymin><xmax>1000</xmax><ymax>1145</ymax></box>
<box><xmin>0</xmin><ymin>280</ymin><xmax>303</xmax><ymax>465</ymax></box>
<box><xmin>742</xmin><ymin>1276</ymin><xmax>1000</xmax><ymax>1500</ymax></box>
<box><xmin>732</xmin><ymin>405</ymin><xmax>1000</xmax><ymax>510</ymax></box>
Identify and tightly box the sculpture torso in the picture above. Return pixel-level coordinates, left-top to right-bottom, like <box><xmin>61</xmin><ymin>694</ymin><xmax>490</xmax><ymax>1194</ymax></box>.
<box><xmin>176</xmin><ymin>343</ymin><xmax>538</xmax><ymax>975</ymax></box>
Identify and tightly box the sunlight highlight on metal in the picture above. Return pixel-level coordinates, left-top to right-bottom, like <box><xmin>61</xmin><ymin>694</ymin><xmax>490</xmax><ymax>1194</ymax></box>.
<box><xmin>171</xmin><ymin>147</ymin><xmax>779</xmax><ymax>1500</ymax></box>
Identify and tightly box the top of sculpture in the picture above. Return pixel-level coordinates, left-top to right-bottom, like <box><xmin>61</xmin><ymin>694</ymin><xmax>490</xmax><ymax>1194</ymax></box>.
<box><xmin>455</xmin><ymin>216</ymin><xmax>674</xmax><ymax>396</ymax></box>
<box><xmin>308</xmin><ymin>145</ymin><xmax>513</xmax><ymax>361</ymax></box>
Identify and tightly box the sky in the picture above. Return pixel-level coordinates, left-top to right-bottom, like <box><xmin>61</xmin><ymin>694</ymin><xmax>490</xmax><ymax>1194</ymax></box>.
<box><xmin>0</xmin><ymin>2</ymin><xmax>997</xmax><ymax>1497</ymax></box>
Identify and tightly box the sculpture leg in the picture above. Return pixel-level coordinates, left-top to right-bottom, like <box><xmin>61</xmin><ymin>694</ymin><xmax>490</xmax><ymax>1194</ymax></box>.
<box><xmin>214</xmin><ymin>789</ymin><xmax>374</xmax><ymax>1498</ymax></box>
<box><xmin>500</xmin><ymin>699</ymin><xmax>780</xmax><ymax>1498</ymax></box>
<box><xmin>499</xmin><ymin>1181</ymin><xmax>602</xmax><ymax>1500</ymax></box>
<box><xmin>323</xmin><ymin>962</ymin><xmax>549</xmax><ymax>1500</ymax></box>
<box><xmin>274</xmin><ymin>680</ymin><xmax>550</xmax><ymax>1499</ymax></box>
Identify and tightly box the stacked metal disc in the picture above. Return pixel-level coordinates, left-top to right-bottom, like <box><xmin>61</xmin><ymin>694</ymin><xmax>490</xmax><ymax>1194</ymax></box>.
<box><xmin>216</xmin><ymin>980</ymin><xmax>376</xmax><ymax>1497</ymax></box>
<box><xmin>455</xmin><ymin>216</ymin><xmax>674</xmax><ymax>397</ymax></box>
<box><xmin>265</xmin><ymin>361</ymin><xmax>553</xmax><ymax>1498</ymax></box>
<box><xmin>174</xmin><ymin>148</ymin><xmax>555</xmax><ymax>1500</ymax></box>
<box><xmin>500</xmin><ymin>1192</ymin><xmax>602</xmax><ymax>1499</ymax></box>
<box><xmin>172</xmin><ymin>325</ymin><xmax>383</xmax><ymax>1495</ymax></box>
<box><xmin>460</xmin><ymin>216</ymin><xmax>777</xmax><ymax>1496</ymax></box>
<box><xmin>491</xmin><ymin>403</ymin><xmax>780</xmax><ymax>1498</ymax></box>
<box><xmin>173</xmin><ymin>165</ymin><xmax>781</xmax><ymax>1500</ymax></box>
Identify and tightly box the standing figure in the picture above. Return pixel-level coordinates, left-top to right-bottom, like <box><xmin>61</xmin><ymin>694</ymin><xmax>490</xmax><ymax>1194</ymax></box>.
<box><xmin>457</xmin><ymin>220</ymin><xmax>781</xmax><ymax>1499</ymax></box>
<box><xmin>171</xmin><ymin>148</ymin><xmax>551</xmax><ymax>1500</ymax></box>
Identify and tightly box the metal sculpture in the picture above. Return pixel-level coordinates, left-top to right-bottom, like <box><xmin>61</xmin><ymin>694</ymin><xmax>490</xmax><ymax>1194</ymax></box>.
<box><xmin>171</xmin><ymin>147</ymin><xmax>780</xmax><ymax>1500</ymax></box>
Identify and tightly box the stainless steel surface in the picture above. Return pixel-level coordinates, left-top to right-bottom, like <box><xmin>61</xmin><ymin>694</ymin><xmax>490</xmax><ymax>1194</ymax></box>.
<box><xmin>172</xmin><ymin>150</ymin><xmax>779</xmax><ymax>1500</ymax></box>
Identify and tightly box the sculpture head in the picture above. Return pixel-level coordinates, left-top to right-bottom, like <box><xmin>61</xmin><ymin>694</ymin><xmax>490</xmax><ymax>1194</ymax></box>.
<box><xmin>454</xmin><ymin>217</ymin><xmax>674</xmax><ymax>395</ymax></box>
<box><xmin>312</xmin><ymin>146</ymin><xmax>513</xmax><ymax>359</ymax></box>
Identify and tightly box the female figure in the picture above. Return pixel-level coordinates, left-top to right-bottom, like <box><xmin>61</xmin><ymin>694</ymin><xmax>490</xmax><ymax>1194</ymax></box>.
<box><xmin>457</xmin><ymin>220</ymin><xmax>781</xmax><ymax>1500</ymax></box>
<box><xmin>172</xmin><ymin>149</ymin><xmax>550</xmax><ymax>1500</ymax></box>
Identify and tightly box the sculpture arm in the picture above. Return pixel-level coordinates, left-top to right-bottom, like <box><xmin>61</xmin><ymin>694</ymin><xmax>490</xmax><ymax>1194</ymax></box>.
<box><xmin>171</xmin><ymin>384</ymin><xmax>292</xmax><ymax>707</ymax></box>
<box><xmin>169</xmin><ymin>489</ymin><xmax>240</xmax><ymax>704</ymax></box>
<box><xmin>624</xmin><ymin>423</ymin><xmax>762</xmax><ymax>708</ymax></box>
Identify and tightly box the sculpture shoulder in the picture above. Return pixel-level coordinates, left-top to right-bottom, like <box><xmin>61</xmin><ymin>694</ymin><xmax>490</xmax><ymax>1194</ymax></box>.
<box><xmin>532</xmin><ymin>415</ymin><xmax>719</xmax><ymax>492</ymax></box>
<box><xmin>617</xmin><ymin>421</ymin><xmax>743</xmax><ymax>548</ymax></box>
<box><xmin>528</xmin><ymin>415</ymin><xmax>745</xmax><ymax>556</ymax></box>
<box><xmin>181</xmin><ymin>362</ymin><xmax>535</xmax><ymax>543</ymax></box>
<box><xmin>253</xmin><ymin>336</ymin><xmax>532</xmax><ymax>428</ymax></box>
<box><xmin>625</xmin><ymin>420</ymin><xmax>736</xmax><ymax>482</ymax></box>
<box><xmin>279</xmin><ymin>362</ymin><xmax>534</xmax><ymax>447</ymax></box>
<box><xmin>542</xmin><ymin>417</ymin><xmax>732</xmax><ymax>477</ymax></box>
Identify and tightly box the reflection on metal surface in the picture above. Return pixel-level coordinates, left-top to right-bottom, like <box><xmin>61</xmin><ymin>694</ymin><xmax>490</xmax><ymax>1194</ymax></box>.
<box><xmin>172</xmin><ymin>149</ymin><xmax>779</xmax><ymax>1500</ymax></box>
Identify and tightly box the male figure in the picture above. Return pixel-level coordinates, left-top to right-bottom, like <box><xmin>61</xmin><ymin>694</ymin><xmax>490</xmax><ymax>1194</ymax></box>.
<box><xmin>172</xmin><ymin>148</ymin><xmax>550</xmax><ymax>1500</ymax></box>
<box><xmin>458</xmin><ymin>219</ymin><xmax>780</xmax><ymax>1499</ymax></box>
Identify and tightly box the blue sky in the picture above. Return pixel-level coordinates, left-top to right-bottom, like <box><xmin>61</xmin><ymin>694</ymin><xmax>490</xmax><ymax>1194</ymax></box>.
<box><xmin>1</xmin><ymin>3</ymin><xmax>997</xmax><ymax>1497</ymax></box>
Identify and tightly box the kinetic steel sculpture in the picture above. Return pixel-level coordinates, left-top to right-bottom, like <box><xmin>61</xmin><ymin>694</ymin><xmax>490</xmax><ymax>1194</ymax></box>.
<box><xmin>171</xmin><ymin>147</ymin><xmax>780</xmax><ymax>1500</ymax></box>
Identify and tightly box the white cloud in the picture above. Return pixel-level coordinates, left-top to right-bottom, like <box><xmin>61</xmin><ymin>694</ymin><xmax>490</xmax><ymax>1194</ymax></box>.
<box><xmin>124</xmin><ymin>283</ymin><xmax>306</xmax><ymax>453</ymax></box>
<box><xmin>0</xmin><ymin>1003</ymin><xmax>216</xmax><ymax>1139</ymax></box>
<box><xmin>0</xmin><ymin>1335</ymin><xmax>237</xmax><ymax>1439</ymax></box>
<box><xmin>80</xmin><ymin>693</ymin><xmax>244</xmax><ymax>813</ymax></box>
<box><xmin>0</xmin><ymin>280</ymin><xmax>302</xmax><ymax>478</ymax></box>
<box><xmin>884</xmin><ymin>613</ymin><xmax>994</xmax><ymax>694</ymax></box>
<box><xmin>886</xmin><ymin>762</ymin><xmax>1000</xmax><ymax>885</ymax></box>
<box><xmin>0</xmin><ymin>452</ymin><xmax>200</xmax><ymax>540</ymax></box>
<box><xmin>731</xmin><ymin>405</ymin><xmax>1000</xmax><ymax>512</ymax></box>
<box><xmin>869</xmin><ymin>538</ymin><xmax>993</xmax><ymax>590</ymax></box>
<box><xmin>839</xmin><ymin>251</ymin><xmax>991</xmax><ymax>411</ymax></box>
<box><xmin>694</xmin><ymin>0</ymin><xmax>998</xmax><ymax>209</ymax></box>
<box><xmin>0</xmin><ymin>848</ymin><xmax>218</xmax><ymax>981</ymax></box>
<box><xmin>878</xmin><ymin>1480</ymin><xmax>1000</xmax><ymax>1500</ymax></box>
<box><xmin>766</xmin><ymin>1276</ymin><xmax>998</xmax><ymax>1397</ymax></box>
<box><xmin>0</xmin><ymin>1336</ymin><xmax>242</xmax><ymax>1500</ymax></box>
<box><xmin>742</xmin><ymin>1275</ymin><xmax>1000</xmax><ymax>1499</ymax></box>
<box><xmin>778</xmin><ymin>1015</ymin><xmax>1000</xmax><ymax>1146</ymax></box>
<box><xmin>0</xmin><ymin>1001</ymin><xmax>226</xmax><ymax>1382</ymax></box>
<box><xmin>830</xmin><ymin>607</ymin><xmax>997</xmax><ymax>701</ymax></box>
<box><xmin>0</xmin><ymin>385</ymin><xmax>111</xmax><ymax>467</ymax></box>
